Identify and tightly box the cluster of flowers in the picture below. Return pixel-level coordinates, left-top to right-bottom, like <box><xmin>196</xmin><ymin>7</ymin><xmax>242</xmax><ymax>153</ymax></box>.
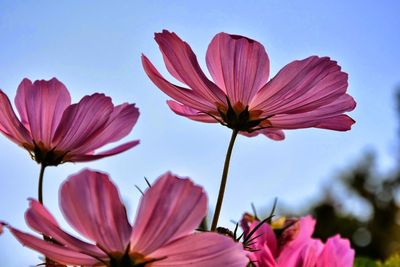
<box><xmin>0</xmin><ymin>30</ymin><xmax>356</xmax><ymax>267</ymax></box>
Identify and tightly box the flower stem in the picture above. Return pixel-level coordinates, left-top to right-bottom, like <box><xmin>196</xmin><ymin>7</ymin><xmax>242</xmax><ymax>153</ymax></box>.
<box><xmin>38</xmin><ymin>164</ymin><xmax>47</xmax><ymax>204</ymax></box>
<box><xmin>37</xmin><ymin>163</ymin><xmax>55</xmax><ymax>265</ymax></box>
<box><xmin>211</xmin><ymin>129</ymin><xmax>239</xmax><ymax>231</ymax></box>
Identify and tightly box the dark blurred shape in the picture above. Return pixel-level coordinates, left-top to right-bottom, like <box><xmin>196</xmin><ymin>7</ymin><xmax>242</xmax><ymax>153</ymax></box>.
<box><xmin>305</xmin><ymin>89</ymin><xmax>400</xmax><ymax>260</ymax></box>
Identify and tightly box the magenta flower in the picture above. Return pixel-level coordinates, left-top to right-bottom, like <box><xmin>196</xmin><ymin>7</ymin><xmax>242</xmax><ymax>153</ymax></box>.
<box><xmin>142</xmin><ymin>30</ymin><xmax>356</xmax><ymax>140</ymax></box>
<box><xmin>0</xmin><ymin>78</ymin><xmax>139</xmax><ymax>166</ymax></box>
<box><xmin>2</xmin><ymin>169</ymin><xmax>248</xmax><ymax>266</ymax></box>
<box><xmin>241</xmin><ymin>215</ymin><xmax>354</xmax><ymax>267</ymax></box>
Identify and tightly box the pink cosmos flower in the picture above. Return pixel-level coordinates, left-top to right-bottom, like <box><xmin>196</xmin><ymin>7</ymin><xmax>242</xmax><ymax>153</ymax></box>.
<box><xmin>241</xmin><ymin>215</ymin><xmax>354</xmax><ymax>267</ymax></box>
<box><xmin>2</xmin><ymin>169</ymin><xmax>248</xmax><ymax>266</ymax></box>
<box><xmin>142</xmin><ymin>30</ymin><xmax>356</xmax><ymax>140</ymax></box>
<box><xmin>0</xmin><ymin>78</ymin><xmax>139</xmax><ymax>166</ymax></box>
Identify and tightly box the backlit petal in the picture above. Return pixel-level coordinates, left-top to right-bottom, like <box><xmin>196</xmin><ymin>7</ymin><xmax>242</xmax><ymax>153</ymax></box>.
<box><xmin>53</xmin><ymin>93</ymin><xmax>113</xmax><ymax>152</ymax></box>
<box><xmin>60</xmin><ymin>169</ymin><xmax>132</xmax><ymax>253</ymax></box>
<box><xmin>207</xmin><ymin>33</ymin><xmax>270</xmax><ymax>106</ymax></box>
<box><xmin>142</xmin><ymin>55</ymin><xmax>217</xmax><ymax>112</ymax></box>
<box><xmin>65</xmin><ymin>140</ymin><xmax>139</xmax><ymax>162</ymax></box>
<box><xmin>8</xmin><ymin>227</ymin><xmax>100</xmax><ymax>266</ymax></box>
<box><xmin>68</xmin><ymin>103</ymin><xmax>139</xmax><ymax>155</ymax></box>
<box><xmin>268</xmin><ymin>94</ymin><xmax>356</xmax><ymax>130</ymax></box>
<box><xmin>154</xmin><ymin>30</ymin><xmax>226</xmax><ymax>104</ymax></box>
<box><xmin>251</xmin><ymin>57</ymin><xmax>349</xmax><ymax>116</ymax></box>
<box><xmin>149</xmin><ymin>232</ymin><xmax>249</xmax><ymax>267</ymax></box>
<box><xmin>130</xmin><ymin>172</ymin><xmax>207</xmax><ymax>255</ymax></box>
<box><xmin>167</xmin><ymin>100</ymin><xmax>219</xmax><ymax>123</ymax></box>
<box><xmin>14</xmin><ymin>78</ymin><xmax>71</xmax><ymax>147</ymax></box>
<box><xmin>0</xmin><ymin>90</ymin><xmax>33</xmax><ymax>147</ymax></box>
<box><xmin>25</xmin><ymin>199</ymin><xmax>106</xmax><ymax>257</ymax></box>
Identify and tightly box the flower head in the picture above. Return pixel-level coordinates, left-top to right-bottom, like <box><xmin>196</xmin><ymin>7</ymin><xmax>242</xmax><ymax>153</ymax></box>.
<box><xmin>3</xmin><ymin>169</ymin><xmax>248</xmax><ymax>266</ymax></box>
<box><xmin>0</xmin><ymin>78</ymin><xmax>139</xmax><ymax>166</ymax></box>
<box><xmin>142</xmin><ymin>30</ymin><xmax>356</xmax><ymax>140</ymax></box>
<box><xmin>241</xmin><ymin>215</ymin><xmax>354</xmax><ymax>267</ymax></box>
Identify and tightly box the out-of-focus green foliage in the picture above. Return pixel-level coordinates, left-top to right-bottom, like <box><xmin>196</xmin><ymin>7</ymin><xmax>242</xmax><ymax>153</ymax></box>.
<box><xmin>302</xmin><ymin>89</ymin><xmax>400</xmax><ymax>260</ymax></box>
<box><xmin>354</xmin><ymin>257</ymin><xmax>379</xmax><ymax>267</ymax></box>
<box><xmin>355</xmin><ymin>254</ymin><xmax>400</xmax><ymax>267</ymax></box>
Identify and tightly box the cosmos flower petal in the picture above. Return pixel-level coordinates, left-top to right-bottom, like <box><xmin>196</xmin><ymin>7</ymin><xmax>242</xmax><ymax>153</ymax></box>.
<box><xmin>7</xmin><ymin>227</ymin><xmax>100</xmax><ymax>265</ymax></box>
<box><xmin>268</xmin><ymin>94</ymin><xmax>356</xmax><ymax>130</ymax></box>
<box><xmin>66</xmin><ymin>140</ymin><xmax>140</xmax><ymax>162</ymax></box>
<box><xmin>0</xmin><ymin>90</ymin><xmax>33</xmax><ymax>147</ymax></box>
<box><xmin>14</xmin><ymin>78</ymin><xmax>71</xmax><ymax>146</ymax></box>
<box><xmin>142</xmin><ymin>55</ymin><xmax>217</xmax><ymax>112</ymax></box>
<box><xmin>251</xmin><ymin>56</ymin><xmax>349</xmax><ymax>115</ymax></box>
<box><xmin>25</xmin><ymin>199</ymin><xmax>106</xmax><ymax>257</ymax></box>
<box><xmin>148</xmin><ymin>232</ymin><xmax>249</xmax><ymax>267</ymax></box>
<box><xmin>206</xmin><ymin>33</ymin><xmax>270</xmax><ymax>106</ymax></box>
<box><xmin>167</xmin><ymin>100</ymin><xmax>218</xmax><ymax>123</ymax></box>
<box><xmin>277</xmin><ymin>216</ymin><xmax>317</xmax><ymax>266</ymax></box>
<box><xmin>249</xmin><ymin>221</ymin><xmax>278</xmax><ymax>258</ymax></box>
<box><xmin>316</xmin><ymin>235</ymin><xmax>355</xmax><ymax>267</ymax></box>
<box><xmin>250</xmin><ymin>243</ymin><xmax>276</xmax><ymax>267</ymax></box>
<box><xmin>241</xmin><ymin>128</ymin><xmax>285</xmax><ymax>140</ymax></box>
<box><xmin>287</xmin><ymin>239</ymin><xmax>324</xmax><ymax>267</ymax></box>
<box><xmin>314</xmin><ymin>115</ymin><xmax>355</xmax><ymax>131</ymax></box>
<box><xmin>52</xmin><ymin>93</ymin><xmax>113</xmax><ymax>152</ymax></box>
<box><xmin>130</xmin><ymin>172</ymin><xmax>207</xmax><ymax>255</ymax></box>
<box><xmin>68</xmin><ymin>103</ymin><xmax>139</xmax><ymax>155</ymax></box>
<box><xmin>60</xmin><ymin>169</ymin><xmax>132</xmax><ymax>253</ymax></box>
<box><xmin>154</xmin><ymin>30</ymin><xmax>226</xmax><ymax>104</ymax></box>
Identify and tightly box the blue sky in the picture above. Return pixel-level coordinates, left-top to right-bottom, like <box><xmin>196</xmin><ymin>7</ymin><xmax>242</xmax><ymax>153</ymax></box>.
<box><xmin>0</xmin><ymin>0</ymin><xmax>399</xmax><ymax>265</ymax></box>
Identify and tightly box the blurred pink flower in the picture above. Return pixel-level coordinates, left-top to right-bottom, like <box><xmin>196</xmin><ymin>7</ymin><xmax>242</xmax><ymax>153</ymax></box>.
<box><xmin>142</xmin><ymin>30</ymin><xmax>356</xmax><ymax>140</ymax></box>
<box><xmin>3</xmin><ymin>169</ymin><xmax>248</xmax><ymax>266</ymax></box>
<box><xmin>241</xmin><ymin>215</ymin><xmax>354</xmax><ymax>267</ymax></box>
<box><xmin>0</xmin><ymin>78</ymin><xmax>139</xmax><ymax>166</ymax></box>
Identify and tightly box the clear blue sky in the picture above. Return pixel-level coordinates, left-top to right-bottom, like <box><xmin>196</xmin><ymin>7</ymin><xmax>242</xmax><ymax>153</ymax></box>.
<box><xmin>0</xmin><ymin>0</ymin><xmax>399</xmax><ymax>265</ymax></box>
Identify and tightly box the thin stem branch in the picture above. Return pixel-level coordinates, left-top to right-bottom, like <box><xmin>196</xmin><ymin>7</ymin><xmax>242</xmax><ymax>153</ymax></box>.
<box><xmin>38</xmin><ymin>164</ymin><xmax>47</xmax><ymax>204</ymax></box>
<box><xmin>211</xmin><ymin>129</ymin><xmax>239</xmax><ymax>231</ymax></box>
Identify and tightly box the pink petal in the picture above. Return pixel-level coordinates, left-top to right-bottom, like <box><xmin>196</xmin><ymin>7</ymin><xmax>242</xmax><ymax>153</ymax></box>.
<box><xmin>130</xmin><ymin>172</ymin><xmax>207</xmax><ymax>255</ymax></box>
<box><xmin>0</xmin><ymin>90</ymin><xmax>33</xmax><ymax>147</ymax></box>
<box><xmin>241</xmin><ymin>128</ymin><xmax>285</xmax><ymax>140</ymax></box>
<box><xmin>247</xmin><ymin>221</ymin><xmax>278</xmax><ymax>258</ymax></box>
<box><xmin>154</xmin><ymin>30</ymin><xmax>226</xmax><ymax>104</ymax></box>
<box><xmin>268</xmin><ymin>94</ymin><xmax>356</xmax><ymax>131</ymax></box>
<box><xmin>52</xmin><ymin>93</ymin><xmax>113</xmax><ymax>152</ymax></box>
<box><xmin>314</xmin><ymin>114</ymin><xmax>355</xmax><ymax>131</ymax></box>
<box><xmin>250</xmin><ymin>243</ymin><xmax>276</xmax><ymax>267</ymax></box>
<box><xmin>65</xmin><ymin>140</ymin><xmax>139</xmax><ymax>162</ymax></box>
<box><xmin>8</xmin><ymin>227</ymin><xmax>100</xmax><ymax>265</ymax></box>
<box><xmin>25</xmin><ymin>199</ymin><xmax>106</xmax><ymax>258</ymax></box>
<box><xmin>278</xmin><ymin>216</ymin><xmax>316</xmax><ymax>265</ymax></box>
<box><xmin>283</xmin><ymin>239</ymin><xmax>323</xmax><ymax>267</ymax></box>
<box><xmin>14</xmin><ymin>78</ymin><xmax>71</xmax><ymax>147</ymax></box>
<box><xmin>148</xmin><ymin>232</ymin><xmax>249</xmax><ymax>267</ymax></box>
<box><xmin>68</xmin><ymin>103</ymin><xmax>139</xmax><ymax>155</ymax></box>
<box><xmin>251</xmin><ymin>56</ymin><xmax>349</xmax><ymax>116</ymax></box>
<box><xmin>142</xmin><ymin>55</ymin><xmax>217</xmax><ymax>112</ymax></box>
<box><xmin>59</xmin><ymin>169</ymin><xmax>132</xmax><ymax>253</ymax></box>
<box><xmin>316</xmin><ymin>235</ymin><xmax>354</xmax><ymax>267</ymax></box>
<box><xmin>167</xmin><ymin>100</ymin><xmax>218</xmax><ymax>123</ymax></box>
<box><xmin>206</xmin><ymin>33</ymin><xmax>270</xmax><ymax>106</ymax></box>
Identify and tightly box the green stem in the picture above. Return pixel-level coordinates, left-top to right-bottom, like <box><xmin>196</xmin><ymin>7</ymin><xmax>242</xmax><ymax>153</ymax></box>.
<box><xmin>38</xmin><ymin>164</ymin><xmax>47</xmax><ymax>204</ymax></box>
<box><xmin>211</xmin><ymin>129</ymin><xmax>239</xmax><ymax>231</ymax></box>
<box><xmin>37</xmin><ymin>164</ymin><xmax>55</xmax><ymax>266</ymax></box>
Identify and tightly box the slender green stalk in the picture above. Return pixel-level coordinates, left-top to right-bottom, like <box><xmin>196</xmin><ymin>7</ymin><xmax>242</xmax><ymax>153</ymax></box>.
<box><xmin>38</xmin><ymin>164</ymin><xmax>47</xmax><ymax>204</ymax></box>
<box><xmin>211</xmin><ymin>129</ymin><xmax>239</xmax><ymax>231</ymax></box>
<box><xmin>37</xmin><ymin>163</ymin><xmax>55</xmax><ymax>265</ymax></box>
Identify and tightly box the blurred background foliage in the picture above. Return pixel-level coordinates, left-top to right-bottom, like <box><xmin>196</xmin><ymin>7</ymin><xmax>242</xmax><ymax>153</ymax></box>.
<box><xmin>298</xmin><ymin>88</ymin><xmax>400</xmax><ymax>261</ymax></box>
